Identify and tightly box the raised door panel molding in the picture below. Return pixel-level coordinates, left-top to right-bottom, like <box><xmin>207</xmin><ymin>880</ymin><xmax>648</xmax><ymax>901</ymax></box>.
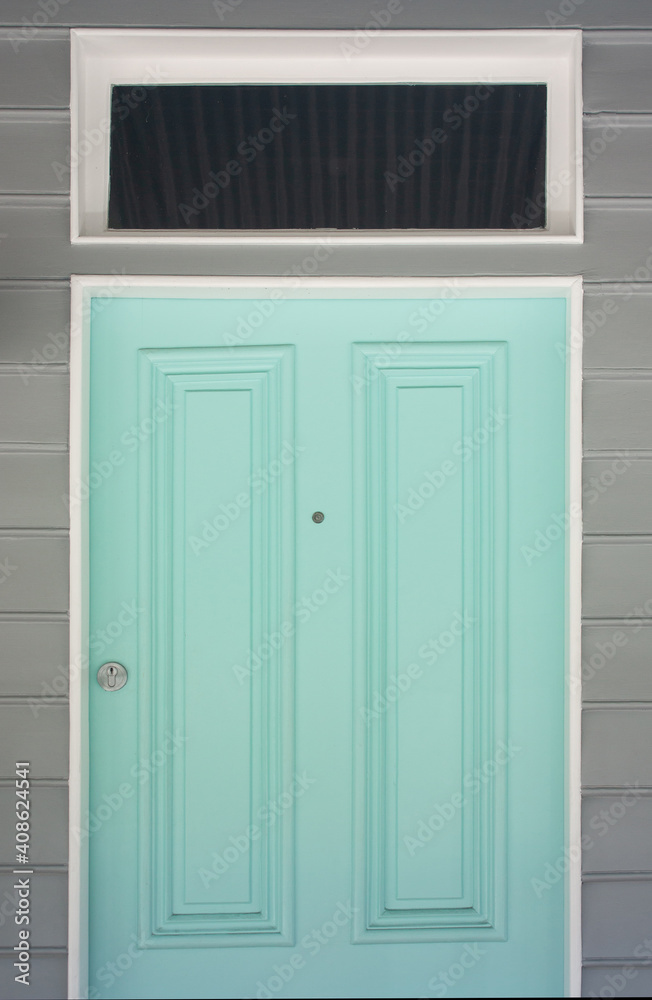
<box><xmin>137</xmin><ymin>346</ymin><xmax>295</xmax><ymax>946</ymax></box>
<box><xmin>352</xmin><ymin>342</ymin><xmax>507</xmax><ymax>942</ymax></box>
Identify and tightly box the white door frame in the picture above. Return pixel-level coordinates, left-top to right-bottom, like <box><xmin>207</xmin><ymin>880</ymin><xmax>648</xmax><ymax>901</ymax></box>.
<box><xmin>68</xmin><ymin>274</ymin><xmax>583</xmax><ymax>999</ymax></box>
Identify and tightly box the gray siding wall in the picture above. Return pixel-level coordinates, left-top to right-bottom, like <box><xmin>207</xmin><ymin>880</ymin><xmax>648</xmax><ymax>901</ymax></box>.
<box><xmin>0</xmin><ymin>3</ymin><xmax>651</xmax><ymax>997</ymax></box>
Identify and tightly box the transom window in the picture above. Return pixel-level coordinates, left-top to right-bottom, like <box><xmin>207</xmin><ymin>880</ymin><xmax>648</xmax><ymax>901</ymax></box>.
<box><xmin>108</xmin><ymin>83</ymin><xmax>547</xmax><ymax>232</ymax></box>
<box><xmin>71</xmin><ymin>29</ymin><xmax>582</xmax><ymax>243</ymax></box>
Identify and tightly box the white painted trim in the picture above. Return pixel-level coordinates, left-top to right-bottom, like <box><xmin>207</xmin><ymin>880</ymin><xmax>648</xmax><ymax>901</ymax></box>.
<box><xmin>68</xmin><ymin>277</ymin><xmax>88</xmax><ymax>1000</ymax></box>
<box><xmin>69</xmin><ymin>273</ymin><xmax>582</xmax><ymax>295</ymax></box>
<box><xmin>70</xmin><ymin>29</ymin><xmax>583</xmax><ymax>244</ymax></box>
<box><xmin>68</xmin><ymin>273</ymin><xmax>582</xmax><ymax>999</ymax></box>
<box><xmin>567</xmin><ymin>278</ymin><xmax>583</xmax><ymax>999</ymax></box>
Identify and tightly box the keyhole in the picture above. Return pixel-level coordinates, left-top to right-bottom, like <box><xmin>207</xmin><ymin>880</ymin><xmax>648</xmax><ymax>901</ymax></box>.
<box><xmin>97</xmin><ymin>661</ymin><xmax>127</xmax><ymax>691</ymax></box>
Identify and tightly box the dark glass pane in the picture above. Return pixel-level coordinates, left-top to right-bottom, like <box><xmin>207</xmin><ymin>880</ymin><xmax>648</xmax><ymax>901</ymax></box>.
<box><xmin>108</xmin><ymin>83</ymin><xmax>547</xmax><ymax>231</ymax></box>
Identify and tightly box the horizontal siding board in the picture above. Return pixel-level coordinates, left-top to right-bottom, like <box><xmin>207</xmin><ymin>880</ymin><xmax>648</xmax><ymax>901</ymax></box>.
<box><xmin>583</xmin><ymin>542</ymin><xmax>652</xmax><ymax>619</ymax></box>
<box><xmin>583</xmin><ymin>794</ymin><xmax>652</xmax><ymax>873</ymax></box>
<box><xmin>583</xmin><ymin>967</ymin><xmax>652</xmax><ymax>998</ymax></box>
<box><xmin>583</xmin><ymin>879</ymin><xmax>652</xmax><ymax>959</ymax></box>
<box><xmin>0</xmin><ymin>785</ymin><xmax>67</xmax><ymax>865</ymax></box>
<box><xmin>584</xmin><ymin>379</ymin><xmax>652</xmax><ymax>452</ymax></box>
<box><xmin>585</xmin><ymin>33</ymin><xmax>652</xmax><ymax>112</ymax></box>
<box><xmin>0</xmin><ymin>285</ymin><xmax>69</xmax><ymax>364</ymax></box>
<box><xmin>583</xmin><ymin>458</ymin><xmax>652</xmax><ymax>534</ymax></box>
<box><xmin>1</xmin><ymin>2</ymin><xmax>652</xmax><ymax>28</ymax></box>
<box><xmin>0</xmin><ymin>373</ymin><xmax>68</xmax><ymax>444</ymax></box>
<box><xmin>0</xmin><ymin>115</ymin><xmax>69</xmax><ymax>194</ymax></box>
<box><xmin>0</xmin><ymin>621</ymin><xmax>68</xmax><ymax>697</ymax></box>
<box><xmin>583</xmin><ymin>289</ymin><xmax>652</xmax><ymax>369</ymax></box>
<box><xmin>0</xmin><ymin>453</ymin><xmax>68</xmax><ymax>528</ymax></box>
<box><xmin>0</xmin><ymin>872</ymin><xmax>67</xmax><ymax>948</ymax></box>
<box><xmin>0</xmin><ymin>197</ymin><xmax>71</xmax><ymax>283</ymax></box>
<box><xmin>0</xmin><ymin>536</ymin><xmax>68</xmax><ymax>613</ymax></box>
<box><xmin>0</xmin><ymin>703</ymin><xmax>68</xmax><ymax>779</ymax></box>
<box><xmin>0</xmin><ymin>34</ymin><xmax>68</xmax><ymax>109</ymax></box>
<box><xmin>3</xmin><ymin>199</ymin><xmax>652</xmax><ymax>280</ymax></box>
<box><xmin>583</xmin><ymin>625</ymin><xmax>652</xmax><ymax>702</ymax></box>
<box><xmin>0</xmin><ymin>954</ymin><xmax>67</xmax><ymax>1000</ymax></box>
<box><xmin>583</xmin><ymin>708</ymin><xmax>652</xmax><ymax>787</ymax></box>
<box><xmin>584</xmin><ymin>116</ymin><xmax>652</xmax><ymax>196</ymax></box>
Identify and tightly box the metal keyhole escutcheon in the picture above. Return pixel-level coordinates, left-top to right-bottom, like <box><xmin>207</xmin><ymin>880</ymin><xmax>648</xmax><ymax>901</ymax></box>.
<box><xmin>97</xmin><ymin>661</ymin><xmax>128</xmax><ymax>691</ymax></box>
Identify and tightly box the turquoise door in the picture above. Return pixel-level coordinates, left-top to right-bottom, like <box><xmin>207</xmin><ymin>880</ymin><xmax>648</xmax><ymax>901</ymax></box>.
<box><xmin>87</xmin><ymin>288</ymin><xmax>569</xmax><ymax>999</ymax></box>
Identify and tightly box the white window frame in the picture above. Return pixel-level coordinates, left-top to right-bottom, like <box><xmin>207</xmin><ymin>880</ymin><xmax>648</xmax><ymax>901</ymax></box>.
<box><xmin>70</xmin><ymin>29</ymin><xmax>583</xmax><ymax>244</ymax></box>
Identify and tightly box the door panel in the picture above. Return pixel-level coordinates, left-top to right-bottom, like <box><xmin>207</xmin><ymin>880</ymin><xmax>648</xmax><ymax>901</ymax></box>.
<box><xmin>139</xmin><ymin>346</ymin><xmax>295</xmax><ymax>943</ymax></box>
<box><xmin>352</xmin><ymin>343</ymin><xmax>506</xmax><ymax>941</ymax></box>
<box><xmin>88</xmin><ymin>292</ymin><xmax>568</xmax><ymax>999</ymax></box>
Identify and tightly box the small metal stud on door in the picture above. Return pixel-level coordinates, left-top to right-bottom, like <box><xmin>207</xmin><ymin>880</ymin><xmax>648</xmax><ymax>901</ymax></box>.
<box><xmin>312</xmin><ymin>511</ymin><xmax>325</xmax><ymax>523</ymax></box>
<box><xmin>97</xmin><ymin>661</ymin><xmax>128</xmax><ymax>691</ymax></box>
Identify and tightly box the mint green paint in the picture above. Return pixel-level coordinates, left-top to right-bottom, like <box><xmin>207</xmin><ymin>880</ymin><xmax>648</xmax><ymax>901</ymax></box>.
<box><xmin>89</xmin><ymin>293</ymin><xmax>568</xmax><ymax>998</ymax></box>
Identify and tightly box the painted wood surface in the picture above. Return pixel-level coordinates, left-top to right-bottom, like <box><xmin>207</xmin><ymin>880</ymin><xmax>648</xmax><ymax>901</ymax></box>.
<box><xmin>87</xmin><ymin>292</ymin><xmax>567</xmax><ymax>997</ymax></box>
